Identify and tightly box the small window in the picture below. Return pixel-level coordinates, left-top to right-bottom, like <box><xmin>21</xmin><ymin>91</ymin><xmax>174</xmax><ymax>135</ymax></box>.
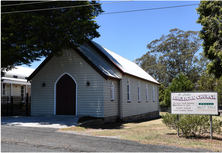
<box><xmin>110</xmin><ymin>82</ymin><xmax>114</xmax><ymax>101</ymax></box>
<box><xmin>127</xmin><ymin>79</ymin><xmax>131</xmax><ymax>102</ymax></box>
<box><xmin>153</xmin><ymin>85</ymin><xmax>155</xmax><ymax>102</ymax></box>
<box><xmin>13</xmin><ymin>75</ymin><xmax>18</xmax><ymax>78</ymax></box>
<box><xmin>138</xmin><ymin>82</ymin><xmax>141</xmax><ymax>102</ymax></box>
<box><xmin>146</xmin><ymin>84</ymin><xmax>148</xmax><ymax>102</ymax></box>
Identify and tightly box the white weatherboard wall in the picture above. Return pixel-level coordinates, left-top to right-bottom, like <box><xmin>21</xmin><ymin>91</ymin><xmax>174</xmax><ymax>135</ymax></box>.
<box><xmin>31</xmin><ymin>49</ymin><xmax>104</xmax><ymax>117</ymax></box>
<box><xmin>121</xmin><ymin>75</ymin><xmax>159</xmax><ymax>118</ymax></box>
<box><xmin>103</xmin><ymin>79</ymin><xmax>119</xmax><ymax>118</ymax></box>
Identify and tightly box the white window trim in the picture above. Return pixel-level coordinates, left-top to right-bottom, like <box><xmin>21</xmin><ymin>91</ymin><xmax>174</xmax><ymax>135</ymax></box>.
<box><xmin>153</xmin><ymin>85</ymin><xmax>155</xmax><ymax>102</ymax></box>
<box><xmin>146</xmin><ymin>84</ymin><xmax>148</xmax><ymax>102</ymax></box>
<box><xmin>138</xmin><ymin>82</ymin><xmax>141</xmax><ymax>102</ymax></box>
<box><xmin>110</xmin><ymin>82</ymin><xmax>114</xmax><ymax>101</ymax></box>
<box><xmin>127</xmin><ymin>79</ymin><xmax>131</xmax><ymax>102</ymax></box>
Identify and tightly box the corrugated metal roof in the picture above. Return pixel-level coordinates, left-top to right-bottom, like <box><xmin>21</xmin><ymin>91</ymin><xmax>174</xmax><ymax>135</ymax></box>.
<box><xmin>78</xmin><ymin>46</ymin><xmax>120</xmax><ymax>79</ymax></box>
<box><xmin>91</xmin><ymin>41</ymin><xmax>159</xmax><ymax>84</ymax></box>
<box><xmin>2</xmin><ymin>77</ymin><xmax>29</xmax><ymax>83</ymax></box>
<box><xmin>4</xmin><ymin>66</ymin><xmax>35</xmax><ymax>77</ymax></box>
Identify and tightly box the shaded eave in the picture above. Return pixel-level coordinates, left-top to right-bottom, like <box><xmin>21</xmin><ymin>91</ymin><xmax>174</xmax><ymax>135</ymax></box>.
<box><xmin>88</xmin><ymin>40</ymin><xmax>125</xmax><ymax>76</ymax></box>
<box><xmin>27</xmin><ymin>49</ymin><xmax>120</xmax><ymax>81</ymax></box>
<box><xmin>124</xmin><ymin>72</ymin><xmax>160</xmax><ymax>85</ymax></box>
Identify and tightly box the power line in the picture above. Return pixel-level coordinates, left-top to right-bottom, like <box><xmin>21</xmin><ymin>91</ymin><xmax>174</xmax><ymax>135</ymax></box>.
<box><xmin>102</xmin><ymin>3</ymin><xmax>199</xmax><ymax>15</ymax></box>
<box><xmin>1</xmin><ymin>2</ymin><xmax>198</xmax><ymax>15</ymax></box>
<box><xmin>1</xmin><ymin>1</ymin><xmax>130</xmax><ymax>14</ymax></box>
<box><xmin>1</xmin><ymin>1</ymin><xmax>54</xmax><ymax>7</ymax></box>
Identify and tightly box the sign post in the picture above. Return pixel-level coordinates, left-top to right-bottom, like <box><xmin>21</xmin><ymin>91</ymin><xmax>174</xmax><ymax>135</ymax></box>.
<box><xmin>177</xmin><ymin>114</ymin><xmax>179</xmax><ymax>136</ymax></box>
<box><xmin>210</xmin><ymin>115</ymin><xmax>212</xmax><ymax>139</ymax></box>
<box><xmin>171</xmin><ymin>92</ymin><xmax>218</xmax><ymax>139</ymax></box>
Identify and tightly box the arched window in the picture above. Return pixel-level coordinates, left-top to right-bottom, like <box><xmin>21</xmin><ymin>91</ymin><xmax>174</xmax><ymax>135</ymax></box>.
<box><xmin>138</xmin><ymin>82</ymin><xmax>141</xmax><ymax>102</ymax></box>
<box><xmin>146</xmin><ymin>84</ymin><xmax>148</xmax><ymax>102</ymax></box>
<box><xmin>110</xmin><ymin>82</ymin><xmax>114</xmax><ymax>101</ymax></box>
<box><xmin>127</xmin><ymin>79</ymin><xmax>131</xmax><ymax>102</ymax></box>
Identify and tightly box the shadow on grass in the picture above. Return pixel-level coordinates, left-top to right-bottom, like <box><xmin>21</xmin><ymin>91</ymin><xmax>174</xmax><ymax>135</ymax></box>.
<box><xmin>184</xmin><ymin>135</ymin><xmax>222</xmax><ymax>141</ymax></box>
<box><xmin>166</xmin><ymin>133</ymin><xmax>177</xmax><ymax>135</ymax></box>
<box><xmin>78</xmin><ymin>116</ymin><xmax>162</xmax><ymax>130</ymax></box>
<box><xmin>165</xmin><ymin>132</ymin><xmax>222</xmax><ymax>141</ymax></box>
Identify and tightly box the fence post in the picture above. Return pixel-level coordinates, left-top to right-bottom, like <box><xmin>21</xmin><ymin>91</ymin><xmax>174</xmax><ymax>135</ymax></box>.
<box><xmin>30</xmin><ymin>96</ymin><xmax>31</xmax><ymax>116</ymax></box>
<box><xmin>26</xmin><ymin>93</ymin><xmax>29</xmax><ymax>116</ymax></box>
<box><xmin>10</xmin><ymin>96</ymin><xmax>13</xmax><ymax>116</ymax></box>
<box><xmin>7</xmin><ymin>96</ymin><xmax>9</xmax><ymax>116</ymax></box>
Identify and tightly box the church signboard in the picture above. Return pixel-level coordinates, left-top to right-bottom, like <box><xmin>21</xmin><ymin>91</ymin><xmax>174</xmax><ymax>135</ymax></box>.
<box><xmin>171</xmin><ymin>92</ymin><xmax>218</xmax><ymax>115</ymax></box>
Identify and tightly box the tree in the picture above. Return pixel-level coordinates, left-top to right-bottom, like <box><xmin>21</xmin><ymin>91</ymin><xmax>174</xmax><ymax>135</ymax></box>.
<box><xmin>159</xmin><ymin>83</ymin><xmax>165</xmax><ymax>103</ymax></box>
<box><xmin>164</xmin><ymin>73</ymin><xmax>193</xmax><ymax>108</ymax></box>
<box><xmin>197</xmin><ymin>51</ymin><xmax>210</xmax><ymax>71</ymax></box>
<box><xmin>1</xmin><ymin>1</ymin><xmax>103</xmax><ymax>71</ymax></box>
<box><xmin>136</xmin><ymin>28</ymin><xmax>202</xmax><ymax>87</ymax></box>
<box><xmin>197</xmin><ymin>72</ymin><xmax>222</xmax><ymax>106</ymax></box>
<box><xmin>196</xmin><ymin>1</ymin><xmax>222</xmax><ymax>78</ymax></box>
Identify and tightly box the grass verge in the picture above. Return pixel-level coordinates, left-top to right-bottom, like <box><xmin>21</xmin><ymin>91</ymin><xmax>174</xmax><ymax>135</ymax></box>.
<box><xmin>59</xmin><ymin>112</ymin><xmax>222</xmax><ymax>152</ymax></box>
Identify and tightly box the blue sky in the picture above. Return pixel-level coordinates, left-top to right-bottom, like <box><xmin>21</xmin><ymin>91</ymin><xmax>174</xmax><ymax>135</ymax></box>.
<box><xmin>22</xmin><ymin>1</ymin><xmax>202</xmax><ymax>69</ymax></box>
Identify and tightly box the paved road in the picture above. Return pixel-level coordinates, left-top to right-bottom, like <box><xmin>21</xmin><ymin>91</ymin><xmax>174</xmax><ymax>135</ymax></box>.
<box><xmin>1</xmin><ymin>125</ymin><xmax>212</xmax><ymax>152</ymax></box>
<box><xmin>1</xmin><ymin>115</ymin><xmax>81</xmax><ymax>128</ymax></box>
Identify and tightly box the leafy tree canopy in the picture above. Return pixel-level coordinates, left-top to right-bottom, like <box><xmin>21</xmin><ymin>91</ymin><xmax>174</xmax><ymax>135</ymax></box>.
<box><xmin>136</xmin><ymin>28</ymin><xmax>202</xmax><ymax>87</ymax></box>
<box><xmin>196</xmin><ymin>1</ymin><xmax>222</xmax><ymax>78</ymax></box>
<box><xmin>164</xmin><ymin>73</ymin><xmax>194</xmax><ymax>108</ymax></box>
<box><xmin>197</xmin><ymin>72</ymin><xmax>222</xmax><ymax>106</ymax></box>
<box><xmin>1</xmin><ymin>1</ymin><xmax>103</xmax><ymax>71</ymax></box>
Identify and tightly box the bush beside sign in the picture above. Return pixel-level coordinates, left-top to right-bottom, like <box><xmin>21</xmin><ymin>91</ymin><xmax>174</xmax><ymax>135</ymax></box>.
<box><xmin>171</xmin><ymin>92</ymin><xmax>218</xmax><ymax>115</ymax></box>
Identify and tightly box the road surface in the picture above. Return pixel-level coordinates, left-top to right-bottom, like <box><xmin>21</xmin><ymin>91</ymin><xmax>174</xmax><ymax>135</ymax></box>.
<box><xmin>1</xmin><ymin>125</ymin><xmax>212</xmax><ymax>152</ymax></box>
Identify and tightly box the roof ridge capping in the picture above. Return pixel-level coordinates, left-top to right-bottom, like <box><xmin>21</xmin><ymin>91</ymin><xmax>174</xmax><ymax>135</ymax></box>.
<box><xmin>90</xmin><ymin>40</ymin><xmax>160</xmax><ymax>85</ymax></box>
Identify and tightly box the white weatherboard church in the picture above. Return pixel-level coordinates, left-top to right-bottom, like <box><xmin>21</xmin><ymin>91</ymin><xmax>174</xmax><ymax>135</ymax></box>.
<box><xmin>28</xmin><ymin>40</ymin><xmax>160</xmax><ymax>122</ymax></box>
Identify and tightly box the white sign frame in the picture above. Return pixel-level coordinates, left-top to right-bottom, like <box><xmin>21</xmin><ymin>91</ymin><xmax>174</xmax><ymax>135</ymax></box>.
<box><xmin>171</xmin><ymin>92</ymin><xmax>218</xmax><ymax>115</ymax></box>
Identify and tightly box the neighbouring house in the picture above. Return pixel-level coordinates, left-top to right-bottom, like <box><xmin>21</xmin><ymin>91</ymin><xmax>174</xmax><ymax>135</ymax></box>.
<box><xmin>28</xmin><ymin>40</ymin><xmax>160</xmax><ymax>122</ymax></box>
<box><xmin>1</xmin><ymin>66</ymin><xmax>35</xmax><ymax>104</ymax></box>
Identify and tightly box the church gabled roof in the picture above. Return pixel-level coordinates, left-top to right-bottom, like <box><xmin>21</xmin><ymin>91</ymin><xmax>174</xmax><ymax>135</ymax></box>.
<box><xmin>90</xmin><ymin>41</ymin><xmax>159</xmax><ymax>85</ymax></box>
<box><xmin>28</xmin><ymin>41</ymin><xmax>159</xmax><ymax>85</ymax></box>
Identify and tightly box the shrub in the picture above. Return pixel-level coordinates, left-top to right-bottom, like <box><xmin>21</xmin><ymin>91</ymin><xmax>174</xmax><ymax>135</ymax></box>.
<box><xmin>162</xmin><ymin>113</ymin><xmax>221</xmax><ymax>137</ymax></box>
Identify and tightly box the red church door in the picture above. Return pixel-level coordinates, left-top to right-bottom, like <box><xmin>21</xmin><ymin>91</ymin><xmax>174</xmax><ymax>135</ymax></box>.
<box><xmin>56</xmin><ymin>74</ymin><xmax>76</xmax><ymax>115</ymax></box>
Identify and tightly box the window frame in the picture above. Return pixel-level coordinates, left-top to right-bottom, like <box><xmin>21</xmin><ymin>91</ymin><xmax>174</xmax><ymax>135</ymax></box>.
<box><xmin>138</xmin><ymin>82</ymin><xmax>141</xmax><ymax>102</ymax></box>
<box><xmin>152</xmin><ymin>85</ymin><xmax>155</xmax><ymax>102</ymax></box>
<box><xmin>146</xmin><ymin>84</ymin><xmax>148</xmax><ymax>102</ymax></box>
<box><xmin>110</xmin><ymin>82</ymin><xmax>114</xmax><ymax>101</ymax></box>
<box><xmin>127</xmin><ymin>79</ymin><xmax>131</xmax><ymax>102</ymax></box>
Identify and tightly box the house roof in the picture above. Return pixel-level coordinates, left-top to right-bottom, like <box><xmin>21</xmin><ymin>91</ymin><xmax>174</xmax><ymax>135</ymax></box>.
<box><xmin>28</xmin><ymin>41</ymin><xmax>160</xmax><ymax>85</ymax></box>
<box><xmin>2</xmin><ymin>77</ymin><xmax>31</xmax><ymax>85</ymax></box>
<box><xmin>3</xmin><ymin>66</ymin><xmax>35</xmax><ymax>77</ymax></box>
